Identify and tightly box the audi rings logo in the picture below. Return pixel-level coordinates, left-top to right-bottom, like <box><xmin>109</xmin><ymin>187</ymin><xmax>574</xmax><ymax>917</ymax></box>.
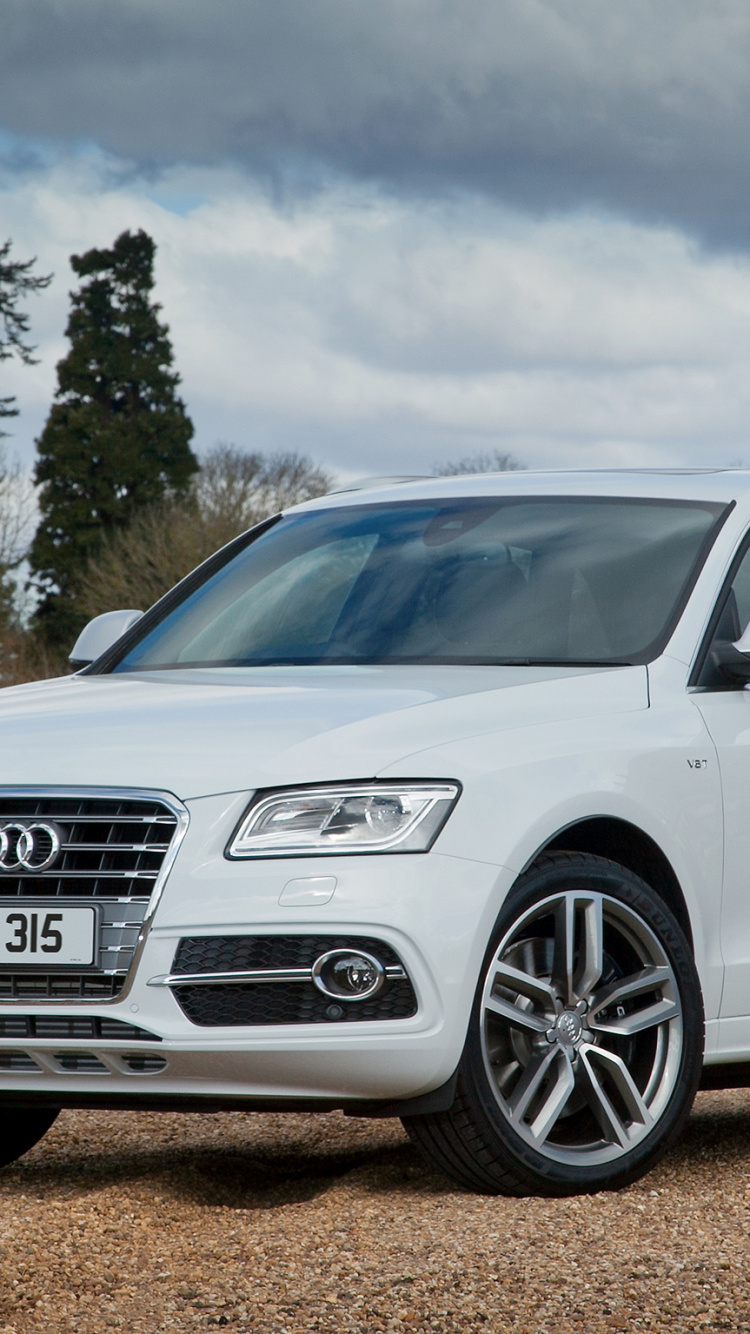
<box><xmin>0</xmin><ymin>822</ymin><xmax>63</xmax><ymax>873</ymax></box>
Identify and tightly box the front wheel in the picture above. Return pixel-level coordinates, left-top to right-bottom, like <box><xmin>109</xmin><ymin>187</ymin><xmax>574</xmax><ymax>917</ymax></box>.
<box><xmin>405</xmin><ymin>853</ymin><xmax>703</xmax><ymax>1196</ymax></box>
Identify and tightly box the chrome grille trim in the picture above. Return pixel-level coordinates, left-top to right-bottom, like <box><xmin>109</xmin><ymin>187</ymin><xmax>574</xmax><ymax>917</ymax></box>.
<box><xmin>0</xmin><ymin>871</ymin><xmax>165</xmax><ymax>882</ymax></box>
<box><xmin>0</xmin><ymin>788</ymin><xmax>189</xmax><ymax>1004</ymax></box>
<box><xmin>148</xmin><ymin>964</ymin><xmax>407</xmax><ymax>987</ymax></box>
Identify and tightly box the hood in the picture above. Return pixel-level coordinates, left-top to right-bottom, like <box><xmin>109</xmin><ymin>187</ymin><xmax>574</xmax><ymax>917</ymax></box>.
<box><xmin>0</xmin><ymin>664</ymin><xmax>648</xmax><ymax>798</ymax></box>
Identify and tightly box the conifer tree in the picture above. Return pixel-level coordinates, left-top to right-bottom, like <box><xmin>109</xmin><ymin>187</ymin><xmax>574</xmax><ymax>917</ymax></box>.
<box><xmin>29</xmin><ymin>229</ymin><xmax>198</xmax><ymax>645</ymax></box>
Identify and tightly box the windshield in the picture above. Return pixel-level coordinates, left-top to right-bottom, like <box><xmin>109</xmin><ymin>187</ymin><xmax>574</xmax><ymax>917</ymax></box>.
<box><xmin>110</xmin><ymin>496</ymin><xmax>728</xmax><ymax>671</ymax></box>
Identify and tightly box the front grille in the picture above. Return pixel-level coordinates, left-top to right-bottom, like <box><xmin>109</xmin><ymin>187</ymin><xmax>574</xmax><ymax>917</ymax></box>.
<box><xmin>0</xmin><ymin>794</ymin><xmax>178</xmax><ymax>899</ymax></box>
<box><xmin>170</xmin><ymin>935</ymin><xmax>418</xmax><ymax>1027</ymax></box>
<box><xmin>0</xmin><ymin>790</ymin><xmax>184</xmax><ymax>1002</ymax></box>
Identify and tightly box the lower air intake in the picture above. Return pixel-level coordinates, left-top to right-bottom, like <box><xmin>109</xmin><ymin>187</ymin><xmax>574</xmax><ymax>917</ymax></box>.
<box><xmin>54</xmin><ymin>1052</ymin><xmax>108</xmax><ymax>1073</ymax></box>
<box><xmin>169</xmin><ymin>934</ymin><xmax>418</xmax><ymax>1027</ymax></box>
<box><xmin>0</xmin><ymin>1052</ymin><xmax>38</xmax><ymax>1071</ymax></box>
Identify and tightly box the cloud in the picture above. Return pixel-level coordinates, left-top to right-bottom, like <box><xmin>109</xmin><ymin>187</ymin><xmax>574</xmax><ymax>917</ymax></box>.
<box><xmin>3</xmin><ymin>156</ymin><xmax>750</xmax><ymax>477</ymax></box>
<box><xmin>2</xmin><ymin>0</ymin><xmax>750</xmax><ymax>245</ymax></box>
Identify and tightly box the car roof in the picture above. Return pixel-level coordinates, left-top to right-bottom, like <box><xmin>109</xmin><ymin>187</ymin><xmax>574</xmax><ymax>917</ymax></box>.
<box><xmin>293</xmin><ymin>468</ymin><xmax>750</xmax><ymax>514</ymax></box>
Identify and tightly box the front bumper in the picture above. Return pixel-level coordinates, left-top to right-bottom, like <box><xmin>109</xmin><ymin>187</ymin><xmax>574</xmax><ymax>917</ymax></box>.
<box><xmin>0</xmin><ymin>790</ymin><xmax>513</xmax><ymax>1106</ymax></box>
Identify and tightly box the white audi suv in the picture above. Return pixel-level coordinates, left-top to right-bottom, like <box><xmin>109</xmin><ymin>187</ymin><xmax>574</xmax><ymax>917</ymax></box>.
<box><xmin>0</xmin><ymin>468</ymin><xmax>749</xmax><ymax>1197</ymax></box>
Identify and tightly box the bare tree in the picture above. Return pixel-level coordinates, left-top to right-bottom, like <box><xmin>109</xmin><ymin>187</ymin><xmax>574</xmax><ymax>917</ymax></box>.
<box><xmin>195</xmin><ymin>444</ymin><xmax>332</xmax><ymax>549</ymax></box>
<box><xmin>0</xmin><ymin>239</ymin><xmax>52</xmax><ymax>435</ymax></box>
<box><xmin>432</xmin><ymin>449</ymin><xmax>525</xmax><ymax>476</ymax></box>
<box><xmin>0</xmin><ymin>447</ymin><xmax>36</xmax><ymax>614</ymax></box>
<box><xmin>0</xmin><ymin>447</ymin><xmax>61</xmax><ymax>687</ymax></box>
<box><xmin>81</xmin><ymin>445</ymin><xmax>334</xmax><ymax>618</ymax></box>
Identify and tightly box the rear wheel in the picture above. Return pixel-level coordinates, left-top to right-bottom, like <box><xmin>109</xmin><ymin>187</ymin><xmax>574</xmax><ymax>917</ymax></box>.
<box><xmin>404</xmin><ymin>853</ymin><xmax>703</xmax><ymax>1195</ymax></box>
<box><xmin>0</xmin><ymin>1107</ymin><xmax>59</xmax><ymax>1168</ymax></box>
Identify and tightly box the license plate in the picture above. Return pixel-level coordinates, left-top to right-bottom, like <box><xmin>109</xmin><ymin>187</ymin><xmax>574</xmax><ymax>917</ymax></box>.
<box><xmin>0</xmin><ymin>907</ymin><xmax>96</xmax><ymax>965</ymax></box>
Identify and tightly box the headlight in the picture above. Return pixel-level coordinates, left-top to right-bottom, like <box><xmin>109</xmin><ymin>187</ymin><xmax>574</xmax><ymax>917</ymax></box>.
<box><xmin>226</xmin><ymin>782</ymin><xmax>460</xmax><ymax>858</ymax></box>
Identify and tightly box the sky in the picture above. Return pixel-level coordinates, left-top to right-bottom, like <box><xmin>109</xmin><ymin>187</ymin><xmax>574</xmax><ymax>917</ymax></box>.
<box><xmin>3</xmin><ymin>0</ymin><xmax>750</xmax><ymax>481</ymax></box>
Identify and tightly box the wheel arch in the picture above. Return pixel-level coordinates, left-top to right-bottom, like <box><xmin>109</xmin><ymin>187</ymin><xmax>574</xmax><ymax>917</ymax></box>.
<box><xmin>531</xmin><ymin>816</ymin><xmax>693</xmax><ymax>949</ymax></box>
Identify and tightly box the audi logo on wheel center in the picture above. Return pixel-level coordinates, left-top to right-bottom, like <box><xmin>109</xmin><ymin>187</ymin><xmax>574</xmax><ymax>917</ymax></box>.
<box><xmin>0</xmin><ymin>822</ymin><xmax>63</xmax><ymax>872</ymax></box>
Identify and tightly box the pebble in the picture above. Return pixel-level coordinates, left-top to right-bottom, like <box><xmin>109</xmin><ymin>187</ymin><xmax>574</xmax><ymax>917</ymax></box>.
<box><xmin>0</xmin><ymin>1089</ymin><xmax>748</xmax><ymax>1331</ymax></box>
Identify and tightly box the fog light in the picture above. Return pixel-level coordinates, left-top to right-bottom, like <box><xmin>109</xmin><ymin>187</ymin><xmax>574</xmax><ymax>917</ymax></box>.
<box><xmin>311</xmin><ymin>949</ymin><xmax>385</xmax><ymax>1001</ymax></box>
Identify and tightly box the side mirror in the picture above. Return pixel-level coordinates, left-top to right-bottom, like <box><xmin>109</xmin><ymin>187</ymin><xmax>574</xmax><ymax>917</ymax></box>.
<box><xmin>69</xmin><ymin>610</ymin><xmax>144</xmax><ymax>669</ymax></box>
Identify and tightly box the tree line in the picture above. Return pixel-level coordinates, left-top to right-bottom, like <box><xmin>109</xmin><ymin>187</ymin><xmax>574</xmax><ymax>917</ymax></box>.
<box><xmin>0</xmin><ymin>227</ymin><xmax>523</xmax><ymax>687</ymax></box>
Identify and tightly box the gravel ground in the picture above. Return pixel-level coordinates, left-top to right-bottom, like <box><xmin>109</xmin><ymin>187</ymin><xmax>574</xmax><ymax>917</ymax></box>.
<box><xmin>0</xmin><ymin>1090</ymin><xmax>748</xmax><ymax>1333</ymax></box>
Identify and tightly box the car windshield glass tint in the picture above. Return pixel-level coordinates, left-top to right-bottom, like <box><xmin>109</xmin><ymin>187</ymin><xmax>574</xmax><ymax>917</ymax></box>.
<box><xmin>110</xmin><ymin>496</ymin><xmax>727</xmax><ymax>670</ymax></box>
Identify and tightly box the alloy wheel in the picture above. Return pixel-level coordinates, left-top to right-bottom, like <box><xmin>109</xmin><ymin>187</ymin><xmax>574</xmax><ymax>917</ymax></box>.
<box><xmin>480</xmin><ymin>889</ymin><xmax>683</xmax><ymax>1167</ymax></box>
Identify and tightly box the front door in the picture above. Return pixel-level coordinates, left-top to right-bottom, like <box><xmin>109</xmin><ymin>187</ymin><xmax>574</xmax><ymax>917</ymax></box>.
<box><xmin>693</xmin><ymin>534</ymin><xmax>750</xmax><ymax>1049</ymax></box>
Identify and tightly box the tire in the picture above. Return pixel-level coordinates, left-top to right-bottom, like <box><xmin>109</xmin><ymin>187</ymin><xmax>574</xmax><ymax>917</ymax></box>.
<box><xmin>404</xmin><ymin>853</ymin><xmax>703</xmax><ymax>1196</ymax></box>
<box><xmin>0</xmin><ymin>1107</ymin><xmax>59</xmax><ymax>1169</ymax></box>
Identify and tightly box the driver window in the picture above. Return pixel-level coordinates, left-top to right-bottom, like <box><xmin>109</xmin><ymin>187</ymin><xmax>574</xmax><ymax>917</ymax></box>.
<box><xmin>694</xmin><ymin>536</ymin><xmax>750</xmax><ymax>688</ymax></box>
<box><xmin>716</xmin><ymin>540</ymin><xmax>750</xmax><ymax>643</ymax></box>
